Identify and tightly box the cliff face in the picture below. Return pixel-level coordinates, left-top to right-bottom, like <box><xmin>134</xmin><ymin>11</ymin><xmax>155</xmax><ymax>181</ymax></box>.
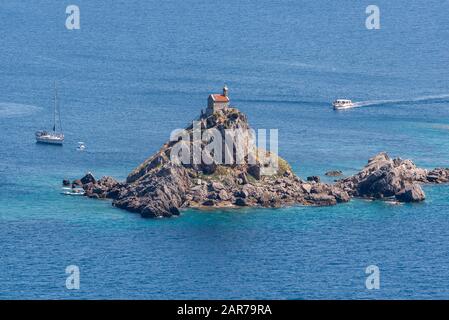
<box><xmin>78</xmin><ymin>107</ymin><xmax>449</xmax><ymax>218</ymax></box>
<box><xmin>80</xmin><ymin>107</ymin><xmax>349</xmax><ymax>218</ymax></box>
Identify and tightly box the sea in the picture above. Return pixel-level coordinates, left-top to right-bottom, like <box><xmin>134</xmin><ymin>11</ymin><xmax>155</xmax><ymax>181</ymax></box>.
<box><xmin>1</xmin><ymin>0</ymin><xmax>449</xmax><ymax>299</ymax></box>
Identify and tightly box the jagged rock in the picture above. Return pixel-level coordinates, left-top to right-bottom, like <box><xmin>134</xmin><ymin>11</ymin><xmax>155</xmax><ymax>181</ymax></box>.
<box><xmin>426</xmin><ymin>168</ymin><xmax>449</xmax><ymax>183</ymax></box>
<box><xmin>126</xmin><ymin>152</ymin><xmax>168</xmax><ymax>183</ymax></box>
<box><xmin>311</xmin><ymin>184</ymin><xmax>326</xmax><ymax>194</ymax></box>
<box><xmin>301</xmin><ymin>183</ymin><xmax>312</xmax><ymax>194</ymax></box>
<box><xmin>106</xmin><ymin>187</ymin><xmax>122</xmax><ymax>200</ymax></box>
<box><xmin>357</xmin><ymin>168</ymin><xmax>400</xmax><ymax>198</ymax></box>
<box><xmin>113</xmin><ymin>196</ymin><xmax>143</xmax><ymax>213</ymax></box>
<box><xmin>305</xmin><ymin>193</ymin><xmax>337</xmax><ymax>206</ymax></box>
<box><xmin>92</xmin><ymin>187</ymin><xmax>104</xmax><ymax>195</ymax></box>
<box><xmin>97</xmin><ymin>176</ymin><xmax>119</xmax><ymax>189</ymax></box>
<box><xmin>337</xmin><ymin>152</ymin><xmax>430</xmax><ymax>201</ymax></box>
<box><xmin>81</xmin><ymin>172</ymin><xmax>96</xmax><ymax>185</ymax></box>
<box><xmin>190</xmin><ymin>185</ymin><xmax>207</xmax><ymax>198</ymax></box>
<box><xmin>368</xmin><ymin>152</ymin><xmax>390</xmax><ymax>165</ymax></box>
<box><xmin>242</xmin><ymin>184</ymin><xmax>255</xmax><ymax>194</ymax></box>
<box><xmin>395</xmin><ymin>184</ymin><xmax>426</xmax><ymax>202</ymax></box>
<box><xmin>218</xmin><ymin>189</ymin><xmax>231</xmax><ymax>201</ymax></box>
<box><xmin>83</xmin><ymin>182</ymin><xmax>94</xmax><ymax>193</ymax></box>
<box><xmin>82</xmin><ymin>176</ymin><xmax>119</xmax><ymax>199</ymax></box>
<box><xmin>141</xmin><ymin>204</ymin><xmax>180</xmax><ymax>218</ymax></box>
<box><xmin>331</xmin><ymin>188</ymin><xmax>351</xmax><ymax>203</ymax></box>
<box><xmin>209</xmin><ymin>182</ymin><xmax>225</xmax><ymax>192</ymax></box>
<box><xmin>257</xmin><ymin>192</ymin><xmax>268</xmax><ymax>206</ymax></box>
<box><xmin>114</xmin><ymin>163</ymin><xmax>189</xmax><ymax>217</ymax></box>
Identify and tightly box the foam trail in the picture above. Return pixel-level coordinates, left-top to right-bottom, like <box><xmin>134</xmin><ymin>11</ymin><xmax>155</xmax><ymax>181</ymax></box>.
<box><xmin>353</xmin><ymin>94</ymin><xmax>449</xmax><ymax>108</ymax></box>
<box><xmin>0</xmin><ymin>103</ymin><xmax>41</xmax><ymax>118</ymax></box>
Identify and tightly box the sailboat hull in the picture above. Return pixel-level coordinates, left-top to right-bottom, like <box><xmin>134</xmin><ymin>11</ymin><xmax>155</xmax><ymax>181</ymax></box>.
<box><xmin>36</xmin><ymin>137</ymin><xmax>64</xmax><ymax>145</ymax></box>
<box><xmin>35</xmin><ymin>131</ymin><xmax>64</xmax><ymax>145</ymax></box>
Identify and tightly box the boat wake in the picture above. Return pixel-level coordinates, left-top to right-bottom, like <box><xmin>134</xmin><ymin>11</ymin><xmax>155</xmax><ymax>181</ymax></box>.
<box><xmin>0</xmin><ymin>102</ymin><xmax>41</xmax><ymax>118</ymax></box>
<box><xmin>352</xmin><ymin>94</ymin><xmax>449</xmax><ymax>109</ymax></box>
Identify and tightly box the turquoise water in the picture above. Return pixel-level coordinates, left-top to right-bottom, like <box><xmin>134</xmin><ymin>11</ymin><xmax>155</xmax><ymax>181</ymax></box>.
<box><xmin>1</xmin><ymin>0</ymin><xmax>449</xmax><ymax>299</ymax></box>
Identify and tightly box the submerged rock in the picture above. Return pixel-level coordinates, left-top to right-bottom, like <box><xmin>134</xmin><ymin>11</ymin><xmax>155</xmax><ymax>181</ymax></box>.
<box><xmin>325</xmin><ymin>170</ymin><xmax>343</xmax><ymax>177</ymax></box>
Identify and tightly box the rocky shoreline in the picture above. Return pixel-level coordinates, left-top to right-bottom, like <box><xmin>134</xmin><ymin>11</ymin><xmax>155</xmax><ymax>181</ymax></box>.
<box><xmin>71</xmin><ymin>107</ymin><xmax>449</xmax><ymax>218</ymax></box>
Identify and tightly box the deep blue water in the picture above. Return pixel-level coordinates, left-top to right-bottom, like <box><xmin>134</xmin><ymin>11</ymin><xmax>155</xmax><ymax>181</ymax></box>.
<box><xmin>1</xmin><ymin>0</ymin><xmax>449</xmax><ymax>299</ymax></box>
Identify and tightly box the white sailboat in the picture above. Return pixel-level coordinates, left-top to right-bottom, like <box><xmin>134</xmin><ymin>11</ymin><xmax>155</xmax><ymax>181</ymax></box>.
<box><xmin>35</xmin><ymin>82</ymin><xmax>64</xmax><ymax>145</ymax></box>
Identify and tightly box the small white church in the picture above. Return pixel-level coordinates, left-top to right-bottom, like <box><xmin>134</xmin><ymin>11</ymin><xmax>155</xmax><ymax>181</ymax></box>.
<box><xmin>206</xmin><ymin>85</ymin><xmax>230</xmax><ymax>116</ymax></box>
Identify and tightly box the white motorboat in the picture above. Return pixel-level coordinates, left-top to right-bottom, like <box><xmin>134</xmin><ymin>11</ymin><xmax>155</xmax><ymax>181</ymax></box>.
<box><xmin>77</xmin><ymin>142</ymin><xmax>86</xmax><ymax>151</ymax></box>
<box><xmin>332</xmin><ymin>99</ymin><xmax>355</xmax><ymax>110</ymax></box>
<box><xmin>36</xmin><ymin>82</ymin><xmax>64</xmax><ymax>145</ymax></box>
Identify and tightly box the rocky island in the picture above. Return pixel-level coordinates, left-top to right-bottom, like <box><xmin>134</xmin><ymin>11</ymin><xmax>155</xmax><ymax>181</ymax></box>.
<box><xmin>72</xmin><ymin>89</ymin><xmax>449</xmax><ymax>218</ymax></box>
<box><xmin>75</xmin><ymin>106</ymin><xmax>350</xmax><ymax>217</ymax></box>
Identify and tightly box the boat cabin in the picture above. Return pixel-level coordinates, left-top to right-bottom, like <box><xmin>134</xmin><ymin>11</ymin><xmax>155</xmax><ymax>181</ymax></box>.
<box><xmin>334</xmin><ymin>99</ymin><xmax>352</xmax><ymax>105</ymax></box>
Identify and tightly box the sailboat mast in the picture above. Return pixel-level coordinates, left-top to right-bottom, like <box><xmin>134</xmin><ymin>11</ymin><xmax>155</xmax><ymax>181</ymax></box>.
<box><xmin>57</xmin><ymin>83</ymin><xmax>62</xmax><ymax>133</ymax></box>
<box><xmin>53</xmin><ymin>82</ymin><xmax>57</xmax><ymax>132</ymax></box>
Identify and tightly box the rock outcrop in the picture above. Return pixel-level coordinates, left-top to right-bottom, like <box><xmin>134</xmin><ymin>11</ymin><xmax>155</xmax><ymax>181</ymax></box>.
<box><xmin>395</xmin><ymin>184</ymin><xmax>426</xmax><ymax>202</ymax></box>
<box><xmin>426</xmin><ymin>168</ymin><xmax>449</xmax><ymax>184</ymax></box>
<box><xmin>335</xmin><ymin>152</ymin><xmax>446</xmax><ymax>203</ymax></box>
<box><xmin>75</xmin><ymin>107</ymin><xmax>449</xmax><ymax>218</ymax></box>
<box><xmin>80</xmin><ymin>172</ymin><xmax>96</xmax><ymax>185</ymax></box>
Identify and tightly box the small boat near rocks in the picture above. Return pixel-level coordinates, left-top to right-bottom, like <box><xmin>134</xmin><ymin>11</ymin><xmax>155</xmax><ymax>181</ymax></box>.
<box><xmin>61</xmin><ymin>187</ymin><xmax>85</xmax><ymax>196</ymax></box>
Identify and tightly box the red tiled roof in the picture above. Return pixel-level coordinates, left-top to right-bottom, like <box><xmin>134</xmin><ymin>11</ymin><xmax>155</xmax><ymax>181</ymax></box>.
<box><xmin>210</xmin><ymin>94</ymin><xmax>229</xmax><ymax>102</ymax></box>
